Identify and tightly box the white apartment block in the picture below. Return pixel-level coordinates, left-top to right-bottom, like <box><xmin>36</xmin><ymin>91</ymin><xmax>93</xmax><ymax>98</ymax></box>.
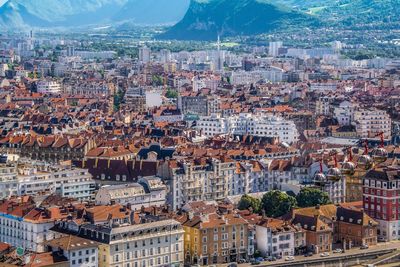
<box><xmin>95</xmin><ymin>177</ymin><xmax>166</xmax><ymax>210</ymax></box>
<box><xmin>0</xmin><ymin>164</ymin><xmax>18</xmax><ymax>199</ymax></box>
<box><xmin>353</xmin><ymin>108</ymin><xmax>392</xmax><ymax>139</ymax></box>
<box><xmin>37</xmin><ymin>80</ymin><xmax>62</xmax><ymax>94</ymax></box>
<box><xmin>0</xmin><ymin>204</ymin><xmax>59</xmax><ymax>252</ymax></box>
<box><xmin>75</xmin><ymin>50</ymin><xmax>116</xmax><ymax>60</ymax></box>
<box><xmin>0</xmin><ymin>163</ymin><xmax>96</xmax><ymax>201</ymax></box>
<box><xmin>230</xmin><ymin>69</ymin><xmax>284</xmax><ymax>85</ymax></box>
<box><xmin>68</xmin><ymin>245</ymin><xmax>98</xmax><ymax>267</ymax></box>
<box><xmin>46</xmin><ymin>235</ymin><xmax>99</xmax><ymax>267</ymax></box>
<box><xmin>196</xmin><ymin>114</ymin><xmax>229</xmax><ymax>137</ymax></box>
<box><xmin>231</xmin><ymin>161</ymin><xmax>270</xmax><ymax>196</ymax></box>
<box><xmin>269</xmin><ymin>41</ymin><xmax>283</xmax><ymax>57</ymax></box>
<box><xmin>321</xmin><ymin>176</ymin><xmax>347</xmax><ymax>204</ymax></box>
<box><xmin>256</xmin><ymin>220</ymin><xmax>295</xmax><ymax>257</ymax></box>
<box><xmin>78</xmin><ymin>219</ymin><xmax>184</xmax><ymax>267</ymax></box>
<box><xmin>310</xmin><ymin>83</ymin><xmax>337</xmax><ymax>92</ymax></box>
<box><xmin>159</xmin><ymin>158</ymin><xmax>236</xmax><ymax>211</ymax></box>
<box><xmin>197</xmin><ymin>113</ymin><xmax>299</xmax><ymax>144</ymax></box>
<box><xmin>334</xmin><ymin>100</ymin><xmax>358</xmax><ymax>126</ymax></box>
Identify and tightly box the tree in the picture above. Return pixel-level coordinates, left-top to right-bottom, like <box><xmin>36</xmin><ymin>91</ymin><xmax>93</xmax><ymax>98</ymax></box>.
<box><xmin>261</xmin><ymin>190</ymin><xmax>297</xmax><ymax>218</ymax></box>
<box><xmin>165</xmin><ymin>89</ymin><xmax>178</xmax><ymax>99</ymax></box>
<box><xmin>238</xmin><ymin>194</ymin><xmax>261</xmax><ymax>213</ymax></box>
<box><xmin>296</xmin><ymin>188</ymin><xmax>331</xmax><ymax>208</ymax></box>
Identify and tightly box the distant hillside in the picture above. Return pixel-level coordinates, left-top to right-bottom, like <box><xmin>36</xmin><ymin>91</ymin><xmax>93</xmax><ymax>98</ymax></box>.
<box><xmin>159</xmin><ymin>0</ymin><xmax>319</xmax><ymax>40</ymax></box>
<box><xmin>272</xmin><ymin>0</ymin><xmax>400</xmax><ymax>25</ymax></box>
<box><xmin>0</xmin><ymin>0</ymin><xmax>190</xmax><ymax>29</ymax></box>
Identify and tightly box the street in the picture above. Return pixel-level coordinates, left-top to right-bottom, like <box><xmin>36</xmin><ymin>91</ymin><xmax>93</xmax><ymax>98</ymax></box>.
<box><xmin>218</xmin><ymin>241</ymin><xmax>400</xmax><ymax>267</ymax></box>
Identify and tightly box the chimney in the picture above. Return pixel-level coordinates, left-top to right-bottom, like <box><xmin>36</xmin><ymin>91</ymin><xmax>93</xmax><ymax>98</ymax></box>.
<box><xmin>262</xmin><ymin>210</ymin><xmax>266</xmax><ymax>220</ymax></box>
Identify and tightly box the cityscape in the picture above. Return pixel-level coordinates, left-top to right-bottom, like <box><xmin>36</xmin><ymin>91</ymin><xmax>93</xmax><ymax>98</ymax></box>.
<box><xmin>0</xmin><ymin>0</ymin><xmax>400</xmax><ymax>266</ymax></box>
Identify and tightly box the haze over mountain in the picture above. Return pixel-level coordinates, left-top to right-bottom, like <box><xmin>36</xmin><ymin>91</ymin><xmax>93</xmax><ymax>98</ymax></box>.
<box><xmin>0</xmin><ymin>0</ymin><xmax>190</xmax><ymax>29</ymax></box>
<box><xmin>160</xmin><ymin>0</ymin><xmax>318</xmax><ymax>40</ymax></box>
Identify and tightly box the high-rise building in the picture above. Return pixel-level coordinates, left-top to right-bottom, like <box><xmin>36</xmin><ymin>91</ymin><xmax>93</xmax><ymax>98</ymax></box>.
<box><xmin>269</xmin><ymin>41</ymin><xmax>283</xmax><ymax>57</ymax></box>
<box><xmin>139</xmin><ymin>46</ymin><xmax>151</xmax><ymax>63</ymax></box>
<box><xmin>67</xmin><ymin>46</ymin><xmax>75</xmax><ymax>57</ymax></box>
<box><xmin>160</xmin><ymin>49</ymin><xmax>171</xmax><ymax>63</ymax></box>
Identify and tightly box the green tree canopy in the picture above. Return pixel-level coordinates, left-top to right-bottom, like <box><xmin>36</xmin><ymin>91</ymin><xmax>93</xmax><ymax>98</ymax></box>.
<box><xmin>238</xmin><ymin>194</ymin><xmax>261</xmax><ymax>213</ymax></box>
<box><xmin>261</xmin><ymin>190</ymin><xmax>297</xmax><ymax>218</ymax></box>
<box><xmin>296</xmin><ymin>187</ymin><xmax>331</xmax><ymax>208</ymax></box>
<box><xmin>165</xmin><ymin>89</ymin><xmax>178</xmax><ymax>99</ymax></box>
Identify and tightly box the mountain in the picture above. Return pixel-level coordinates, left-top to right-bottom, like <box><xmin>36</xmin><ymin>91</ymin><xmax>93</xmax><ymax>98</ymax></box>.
<box><xmin>159</xmin><ymin>0</ymin><xmax>319</xmax><ymax>41</ymax></box>
<box><xmin>0</xmin><ymin>0</ymin><xmax>190</xmax><ymax>29</ymax></box>
<box><xmin>112</xmin><ymin>0</ymin><xmax>190</xmax><ymax>25</ymax></box>
<box><xmin>271</xmin><ymin>0</ymin><xmax>400</xmax><ymax>25</ymax></box>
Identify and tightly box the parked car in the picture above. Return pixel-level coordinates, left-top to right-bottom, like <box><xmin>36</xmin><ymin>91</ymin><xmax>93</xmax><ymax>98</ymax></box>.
<box><xmin>304</xmin><ymin>252</ymin><xmax>313</xmax><ymax>257</ymax></box>
<box><xmin>228</xmin><ymin>263</ymin><xmax>238</xmax><ymax>267</ymax></box>
<box><xmin>378</xmin><ymin>237</ymin><xmax>387</xmax><ymax>242</ymax></box>
<box><xmin>333</xmin><ymin>248</ymin><xmax>343</xmax><ymax>253</ymax></box>
<box><xmin>320</xmin><ymin>252</ymin><xmax>330</xmax><ymax>257</ymax></box>
<box><xmin>239</xmin><ymin>259</ymin><xmax>247</xmax><ymax>264</ymax></box>
<box><xmin>360</xmin><ymin>244</ymin><xmax>369</xmax><ymax>250</ymax></box>
<box><xmin>255</xmin><ymin>257</ymin><xmax>264</xmax><ymax>262</ymax></box>
<box><xmin>250</xmin><ymin>260</ymin><xmax>260</xmax><ymax>265</ymax></box>
<box><xmin>266</xmin><ymin>256</ymin><xmax>277</xmax><ymax>261</ymax></box>
<box><xmin>285</xmin><ymin>256</ymin><xmax>295</xmax><ymax>261</ymax></box>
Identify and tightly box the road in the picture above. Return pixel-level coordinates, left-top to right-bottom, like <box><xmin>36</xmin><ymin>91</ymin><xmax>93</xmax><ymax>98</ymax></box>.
<box><xmin>219</xmin><ymin>241</ymin><xmax>400</xmax><ymax>267</ymax></box>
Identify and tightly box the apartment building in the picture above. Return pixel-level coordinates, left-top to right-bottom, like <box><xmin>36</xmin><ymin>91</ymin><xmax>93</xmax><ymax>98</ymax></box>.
<box><xmin>256</xmin><ymin>218</ymin><xmax>296</xmax><ymax>257</ymax></box>
<box><xmin>16</xmin><ymin>163</ymin><xmax>96</xmax><ymax>201</ymax></box>
<box><xmin>0</xmin><ymin>197</ymin><xmax>68</xmax><ymax>252</ymax></box>
<box><xmin>82</xmin><ymin>219</ymin><xmax>184</xmax><ymax>267</ymax></box>
<box><xmin>37</xmin><ymin>80</ymin><xmax>62</xmax><ymax>94</ymax></box>
<box><xmin>284</xmin><ymin>204</ymin><xmax>378</xmax><ymax>252</ymax></box>
<box><xmin>46</xmin><ymin>235</ymin><xmax>100</xmax><ymax>267</ymax></box>
<box><xmin>334</xmin><ymin>100</ymin><xmax>358</xmax><ymax>126</ymax></box>
<box><xmin>181</xmin><ymin>212</ymin><xmax>249</xmax><ymax>265</ymax></box>
<box><xmin>158</xmin><ymin>157</ymin><xmax>236</xmax><ymax>210</ymax></box>
<box><xmin>363</xmin><ymin>168</ymin><xmax>400</xmax><ymax>240</ymax></box>
<box><xmin>178</xmin><ymin>94</ymin><xmax>220</xmax><ymax>116</ymax></box>
<box><xmin>0</xmin><ymin>163</ymin><xmax>18</xmax><ymax>199</ymax></box>
<box><xmin>124</xmin><ymin>87</ymin><xmax>147</xmax><ymax>113</ymax></box>
<box><xmin>95</xmin><ymin>177</ymin><xmax>167</xmax><ymax>209</ymax></box>
<box><xmin>354</xmin><ymin>108</ymin><xmax>392</xmax><ymax>139</ymax></box>
<box><xmin>197</xmin><ymin>113</ymin><xmax>299</xmax><ymax>144</ymax></box>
